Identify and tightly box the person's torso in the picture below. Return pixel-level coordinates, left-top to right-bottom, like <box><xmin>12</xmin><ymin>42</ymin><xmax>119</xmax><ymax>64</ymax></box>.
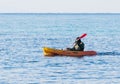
<box><xmin>74</xmin><ymin>42</ymin><xmax>84</xmax><ymax>51</ymax></box>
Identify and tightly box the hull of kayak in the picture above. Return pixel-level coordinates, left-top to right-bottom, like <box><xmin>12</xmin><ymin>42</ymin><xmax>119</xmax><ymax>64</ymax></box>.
<box><xmin>42</xmin><ymin>47</ymin><xmax>97</xmax><ymax>57</ymax></box>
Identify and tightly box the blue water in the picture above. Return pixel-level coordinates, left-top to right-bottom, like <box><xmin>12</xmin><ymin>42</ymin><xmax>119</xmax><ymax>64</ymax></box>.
<box><xmin>0</xmin><ymin>13</ymin><xmax>120</xmax><ymax>84</ymax></box>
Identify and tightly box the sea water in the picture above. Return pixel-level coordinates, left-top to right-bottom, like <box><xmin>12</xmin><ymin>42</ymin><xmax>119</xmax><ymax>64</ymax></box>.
<box><xmin>0</xmin><ymin>13</ymin><xmax>120</xmax><ymax>84</ymax></box>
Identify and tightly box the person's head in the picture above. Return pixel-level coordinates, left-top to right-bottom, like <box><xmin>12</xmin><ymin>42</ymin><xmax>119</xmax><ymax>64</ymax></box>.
<box><xmin>75</xmin><ymin>37</ymin><xmax>81</xmax><ymax>43</ymax></box>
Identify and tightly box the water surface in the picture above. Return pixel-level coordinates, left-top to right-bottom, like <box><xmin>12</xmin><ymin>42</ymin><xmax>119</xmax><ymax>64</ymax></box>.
<box><xmin>0</xmin><ymin>13</ymin><xmax>120</xmax><ymax>84</ymax></box>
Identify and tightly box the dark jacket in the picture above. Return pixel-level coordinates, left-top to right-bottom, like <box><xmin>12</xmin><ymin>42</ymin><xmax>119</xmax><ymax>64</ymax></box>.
<box><xmin>73</xmin><ymin>41</ymin><xmax>84</xmax><ymax>51</ymax></box>
<box><xmin>67</xmin><ymin>40</ymin><xmax>84</xmax><ymax>51</ymax></box>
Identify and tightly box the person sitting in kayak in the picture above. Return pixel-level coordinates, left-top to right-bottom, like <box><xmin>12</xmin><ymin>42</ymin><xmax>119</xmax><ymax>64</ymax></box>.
<box><xmin>67</xmin><ymin>37</ymin><xmax>84</xmax><ymax>51</ymax></box>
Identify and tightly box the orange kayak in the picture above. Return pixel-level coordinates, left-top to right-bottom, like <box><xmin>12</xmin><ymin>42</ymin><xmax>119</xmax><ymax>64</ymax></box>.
<box><xmin>42</xmin><ymin>47</ymin><xmax>97</xmax><ymax>57</ymax></box>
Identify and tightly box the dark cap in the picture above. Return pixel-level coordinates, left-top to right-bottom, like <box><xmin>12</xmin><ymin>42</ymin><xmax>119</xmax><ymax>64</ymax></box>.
<box><xmin>75</xmin><ymin>37</ymin><xmax>81</xmax><ymax>42</ymax></box>
<box><xmin>76</xmin><ymin>37</ymin><xmax>80</xmax><ymax>40</ymax></box>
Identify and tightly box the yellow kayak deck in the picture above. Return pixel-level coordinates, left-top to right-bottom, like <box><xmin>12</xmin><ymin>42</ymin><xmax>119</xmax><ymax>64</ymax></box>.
<box><xmin>42</xmin><ymin>47</ymin><xmax>97</xmax><ymax>57</ymax></box>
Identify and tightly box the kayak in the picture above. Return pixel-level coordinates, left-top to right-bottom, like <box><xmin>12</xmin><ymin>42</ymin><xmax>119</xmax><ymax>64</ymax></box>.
<box><xmin>42</xmin><ymin>47</ymin><xmax>97</xmax><ymax>57</ymax></box>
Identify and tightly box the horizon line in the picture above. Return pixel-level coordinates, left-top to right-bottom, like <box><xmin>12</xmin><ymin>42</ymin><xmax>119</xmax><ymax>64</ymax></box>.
<box><xmin>0</xmin><ymin>12</ymin><xmax>120</xmax><ymax>15</ymax></box>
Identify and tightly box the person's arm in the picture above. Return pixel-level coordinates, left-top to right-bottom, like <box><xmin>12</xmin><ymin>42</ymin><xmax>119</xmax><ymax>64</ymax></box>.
<box><xmin>80</xmin><ymin>42</ymin><xmax>84</xmax><ymax>51</ymax></box>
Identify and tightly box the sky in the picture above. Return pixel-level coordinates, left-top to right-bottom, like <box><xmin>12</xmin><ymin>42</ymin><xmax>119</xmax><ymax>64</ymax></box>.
<box><xmin>0</xmin><ymin>0</ymin><xmax>120</xmax><ymax>13</ymax></box>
